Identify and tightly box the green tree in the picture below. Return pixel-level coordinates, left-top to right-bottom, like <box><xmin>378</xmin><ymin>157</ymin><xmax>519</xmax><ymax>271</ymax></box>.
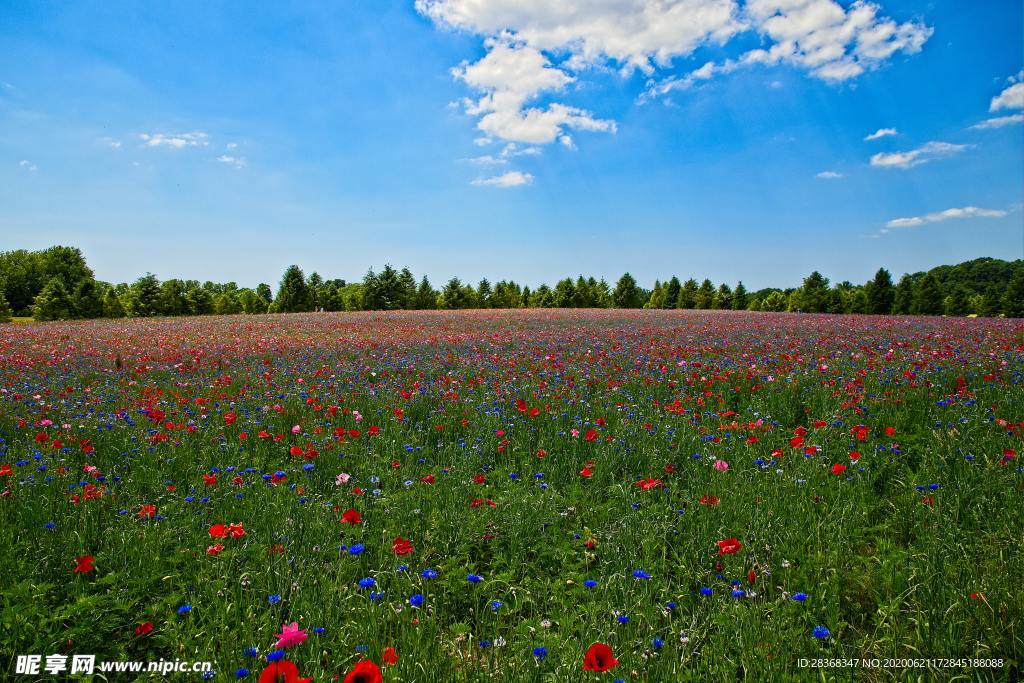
<box><xmin>732</xmin><ymin>282</ymin><xmax>748</xmax><ymax>310</ymax></box>
<box><xmin>256</xmin><ymin>283</ymin><xmax>273</xmax><ymax>308</ymax></box>
<box><xmin>32</xmin><ymin>278</ymin><xmax>74</xmax><ymax>321</ymax></box>
<box><xmin>865</xmin><ymin>268</ymin><xmax>895</xmax><ymax>314</ymax></box>
<box><xmin>186</xmin><ymin>285</ymin><xmax>214</xmax><ymax>315</ymax></box>
<box><xmin>1003</xmin><ymin>270</ymin><xmax>1024</xmax><ymax>318</ymax></box>
<box><xmin>129</xmin><ymin>274</ymin><xmax>161</xmax><ymax>317</ymax></box>
<box><xmin>275</xmin><ymin>265</ymin><xmax>312</xmax><ymax>313</ymax></box>
<box><xmin>761</xmin><ymin>290</ymin><xmax>787</xmax><ymax>312</ymax></box>
<box><xmin>476</xmin><ymin>278</ymin><xmax>492</xmax><ymax>308</ymax></box>
<box><xmin>439</xmin><ymin>277</ymin><xmax>472</xmax><ymax>309</ymax></box>
<box><xmin>362</xmin><ymin>265</ymin><xmax>408</xmax><ymax>310</ymax></box>
<box><xmin>413</xmin><ymin>276</ymin><xmax>438</xmax><ymax>310</ymax></box>
<box><xmin>0</xmin><ymin>291</ymin><xmax>12</xmax><ymax>322</ymax></box>
<box><xmin>694</xmin><ymin>279</ymin><xmax>715</xmax><ymax>309</ymax></box>
<box><xmin>944</xmin><ymin>287</ymin><xmax>970</xmax><ymax>316</ymax></box>
<box><xmin>215</xmin><ymin>290</ymin><xmax>243</xmax><ymax>315</ymax></box>
<box><xmin>73</xmin><ymin>279</ymin><xmax>103</xmax><ymax>318</ymax></box>
<box><xmin>645</xmin><ymin>280</ymin><xmax>667</xmax><ymax>309</ymax></box>
<box><xmin>913</xmin><ymin>274</ymin><xmax>944</xmax><ymax>315</ymax></box>
<box><xmin>612</xmin><ymin>273</ymin><xmax>643</xmax><ymax>308</ymax></box>
<box><xmin>103</xmin><ymin>289</ymin><xmax>126</xmax><ymax>318</ymax></box>
<box><xmin>158</xmin><ymin>280</ymin><xmax>188</xmax><ymax>316</ymax></box>
<box><xmin>664</xmin><ymin>277</ymin><xmax>681</xmax><ymax>309</ymax></box>
<box><xmin>677</xmin><ymin>279</ymin><xmax>698</xmax><ymax>309</ymax></box>
<box><xmin>713</xmin><ymin>283</ymin><xmax>733</xmax><ymax>310</ymax></box>
<box><xmin>892</xmin><ymin>274</ymin><xmax>914</xmax><ymax>314</ymax></box>
<box><xmin>792</xmin><ymin>271</ymin><xmax>830</xmax><ymax>313</ymax></box>
<box><xmin>307</xmin><ymin>272</ymin><xmax>324</xmax><ymax>310</ymax></box>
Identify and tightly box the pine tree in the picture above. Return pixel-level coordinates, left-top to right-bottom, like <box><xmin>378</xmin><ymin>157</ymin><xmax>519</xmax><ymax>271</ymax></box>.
<box><xmin>399</xmin><ymin>268</ymin><xmax>417</xmax><ymax>309</ymax></box>
<box><xmin>865</xmin><ymin>268</ymin><xmax>895</xmax><ymax>314</ymax></box>
<box><xmin>0</xmin><ymin>291</ymin><xmax>12</xmax><ymax>322</ymax></box>
<box><xmin>913</xmin><ymin>274</ymin><xmax>944</xmax><ymax>315</ymax></box>
<box><xmin>793</xmin><ymin>271</ymin><xmax>830</xmax><ymax>313</ymax></box>
<box><xmin>256</xmin><ymin>283</ymin><xmax>273</xmax><ymax>307</ymax></box>
<box><xmin>732</xmin><ymin>282</ymin><xmax>748</xmax><ymax>310</ymax></box>
<box><xmin>275</xmin><ymin>265</ymin><xmax>312</xmax><ymax>313</ymax></box>
<box><xmin>186</xmin><ymin>286</ymin><xmax>215</xmax><ymax>315</ymax></box>
<box><xmin>72</xmin><ymin>279</ymin><xmax>103</xmax><ymax>318</ymax></box>
<box><xmin>713</xmin><ymin>283</ymin><xmax>732</xmax><ymax>310</ymax></box>
<box><xmin>103</xmin><ymin>289</ymin><xmax>126</xmax><ymax>318</ymax></box>
<box><xmin>677</xmin><ymin>279</ymin><xmax>698</xmax><ymax>309</ymax></box>
<box><xmin>414</xmin><ymin>276</ymin><xmax>438</xmax><ymax>310</ymax></box>
<box><xmin>33</xmin><ymin>278</ymin><xmax>74</xmax><ymax>320</ymax></box>
<box><xmin>645</xmin><ymin>281</ymin><xmax>666</xmax><ymax>309</ymax></box>
<box><xmin>612</xmin><ymin>273</ymin><xmax>642</xmax><ymax>308</ymax></box>
<box><xmin>307</xmin><ymin>272</ymin><xmax>323</xmax><ymax>310</ymax></box>
<box><xmin>476</xmin><ymin>278</ymin><xmax>492</xmax><ymax>308</ymax></box>
<box><xmin>664</xmin><ymin>277</ymin><xmax>681</xmax><ymax>309</ymax></box>
<box><xmin>1003</xmin><ymin>270</ymin><xmax>1024</xmax><ymax>318</ymax></box>
<box><xmin>694</xmin><ymin>279</ymin><xmax>715</xmax><ymax>309</ymax></box>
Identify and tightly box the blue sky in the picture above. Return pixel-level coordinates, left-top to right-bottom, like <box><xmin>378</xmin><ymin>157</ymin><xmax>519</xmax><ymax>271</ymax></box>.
<box><xmin>1</xmin><ymin>0</ymin><xmax>1021</xmax><ymax>290</ymax></box>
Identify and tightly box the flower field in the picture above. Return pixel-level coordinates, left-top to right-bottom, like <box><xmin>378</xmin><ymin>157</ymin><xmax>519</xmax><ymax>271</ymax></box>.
<box><xmin>0</xmin><ymin>310</ymin><xmax>1021</xmax><ymax>681</ymax></box>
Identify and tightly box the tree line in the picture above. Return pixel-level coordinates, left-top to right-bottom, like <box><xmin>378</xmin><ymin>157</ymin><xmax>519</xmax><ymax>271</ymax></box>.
<box><xmin>1</xmin><ymin>247</ymin><xmax>1022</xmax><ymax>322</ymax></box>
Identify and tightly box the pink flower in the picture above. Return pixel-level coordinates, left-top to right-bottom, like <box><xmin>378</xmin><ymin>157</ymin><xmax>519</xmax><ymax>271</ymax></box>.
<box><xmin>274</xmin><ymin>621</ymin><xmax>308</xmax><ymax>648</ymax></box>
<box><xmin>291</xmin><ymin>425</ymin><xmax>301</xmax><ymax>434</ymax></box>
<box><xmin>713</xmin><ymin>459</ymin><xmax>729</xmax><ymax>472</ymax></box>
<box><xmin>570</xmin><ymin>428</ymin><xmax>580</xmax><ymax>438</ymax></box>
<box><xmin>353</xmin><ymin>410</ymin><xmax>363</xmax><ymax>422</ymax></box>
<box><xmin>336</xmin><ymin>473</ymin><xmax>351</xmax><ymax>485</ymax></box>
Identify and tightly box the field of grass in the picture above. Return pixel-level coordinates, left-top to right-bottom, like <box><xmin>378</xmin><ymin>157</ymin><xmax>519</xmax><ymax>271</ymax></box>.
<box><xmin>0</xmin><ymin>310</ymin><xmax>1021</xmax><ymax>681</ymax></box>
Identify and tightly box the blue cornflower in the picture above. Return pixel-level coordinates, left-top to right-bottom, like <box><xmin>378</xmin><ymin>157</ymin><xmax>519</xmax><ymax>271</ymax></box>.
<box><xmin>313</xmin><ymin>627</ymin><xmax>326</xmax><ymax>634</ymax></box>
<box><xmin>617</xmin><ymin>614</ymin><xmax>629</xmax><ymax>624</ymax></box>
<box><xmin>533</xmin><ymin>646</ymin><xmax>547</xmax><ymax>660</ymax></box>
<box><xmin>369</xmin><ymin>591</ymin><xmax>384</xmax><ymax>602</ymax></box>
<box><xmin>177</xmin><ymin>604</ymin><xmax>193</xmax><ymax>614</ymax></box>
<box><xmin>792</xmin><ymin>592</ymin><xmax>808</xmax><ymax>602</ymax></box>
<box><xmin>633</xmin><ymin>569</ymin><xmax>651</xmax><ymax>579</ymax></box>
<box><xmin>243</xmin><ymin>648</ymin><xmax>258</xmax><ymax>658</ymax></box>
<box><xmin>490</xmin><ymin>600</ymin><xmax>503</xmax><ymax>612</ymax></box>
<box><xmin>700</xmin><ymin>587</ymin><xmax>713</xmax><ymax>596</ymax></box>
<box><xmin>652</xmin><ymin>637</ymin><xmax>664</xmax><ymax>649</ymax></box>
<box><xmin>44</xmin><ymin>522</ymin><xmax>55</xmax><ymax>529</ymax></box>
<box><xmin>268</xmin><ymin>594</ymin><xmax>281</xmax><ymax>604</ymax></box>
<box><xmin>666</xmin><ymin>602</ymin><xmax>677</xmax><ymax>610</ymax></box>
<box><xmin>409</xmin><ymin>593</ymin><xmax>424</xmax><ymax>607</ymax></box>
<box><xmin>467</xmin><ymin>573</ymin><xmax>483</xmax><ymax>583</ymax></box>
<box><xmin>584</xmin><ymin>579</ymin><xmax>598</xmax><ymax>588</ymax></box>
<box><xmin>422</xmin><ymin>568</ymin><xmax>438</xmax><ymax>579</ymax></box>
<box><xmin>732</xmin><ymin>589</ymin><xmax>745</xmax><ymax>598</ymax></box>
<box><xmin>349</xmin><ymin>543</ymin><xmax>365</xmax><ymax>555</ymax></box>
<box><xmin>358</xmin><ymin>577</ymin><xmax>376</xmax><ymax>589</ymax></box>
<box><xmin>812</xmin><ymin>626</ymin><xmax>830</xmax><ymax>639</ymax></box>
<box><xmin>235</xmin><ymin>668</ymin><xmax>249</xmax><ymax>678</ymax></box>
<box><xmin>266</xmin><ymin>650</ymin><xmax>285</xmax><ymax>662</ymax></box>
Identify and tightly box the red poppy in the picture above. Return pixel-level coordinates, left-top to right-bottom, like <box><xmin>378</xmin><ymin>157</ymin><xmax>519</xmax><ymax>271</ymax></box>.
<box><xmin>635</xmin><ymin>477</ymin><xmax>663</xmax><ymax>490</ymax></box>
<box><xmin>584</xmin><ymin>428</ymin><xmax>598</xmax><ymax>442</ymax></box>
<box><xmin>259</xmin><ymin>660</ymin><xmax>312</xmax><ymax>683</ymax></box>
<box><xmin>716</xmin><ymin>537</ymin><xmax>742</xmax><ymax>555</ymax></box>
<box><xmin>343</xmin><ymin>659</ymin><xmax>383</xmax><ymax>683</ymax></box>
<box><xmin>789</xmin><ymin>436</ymin><xmax>804</xmax><ymax>448</ymax></box>
<box><xmin>831</xmin><ymin>463</ymin><xmax>847</xmax><ymax>475</ymax></box>
<box><xmin>203</xmin><ymin>473</ymin><xmax>217</xmax><ymax>486</ymax></box>
<box><xmin>206</xmin><ymin>544</ymin><xmax>225</xmax><ymax>555</ymax></box>
<box><xmin>340</xmin><ymin>508</ymin><xmax>362</xmax><ymax>525</ymax></box>
<box><xmin>849</xmin><ymin>450</ymin><xmax>861</xmax><ymax>461</ymax></box>
<box><xmin>228</xmin><ymin>523</ymin><xmax>246</xmax><ymax>539</ymax></box>
<box><xmin>884</xmin><ymin>426</ymin><xmax>896</xmax><ymax>436</ymax></box>
<box><xmin>699</xmin><ymin>494</ymin><xmax>720</xmax><ymax>506</ymax></box>
<box><xmin>420</xmin><ymin>475</ymin><xmax>435</xmax><ymax>484</ymax></box>
<box><xmin>209</xmin><ymin>523</ymin><xmax>228</xmax><ymax>538</ymax></box>
<box><xmin>392</xmin><ymin>537</ymin><xmax>414</xmax><ymax>555</ymax></box>
<box><xmin>368</xmin><ymin>425</ymin><xmax>380</xmax><ymax>436</ymax></box>
<box><xmin>382</xmin><ymin>646</ymin><xmax>398</xmax><ymax>666</ymax></box>
<box><xmin>74</xmin><ymin>555</ymin><xmax>95</xmax><ymax>573</ymax></box>
<box><xmin>579</xmin><ymin>467</ymin><xmax>593</xmax><ymax>477</ymax></box>
<box><xmin>135</xmin><ymin>621</ymin><xmax>153</xmax><ymax>636</ymax></box>
<box><xmin>583</xmin><ymin>642</ymin><xmax>618</xmax><ymax>672</ymax></box>
<box><xmin>138</xmin><ymin>504</ymin><xmax>156</xmax><ymax>518</ymax></box>
<box><xmin>747</xmin><ymin>569</ymin><xmax>757</xmax><ymax>584</ymax></box>
<box><xmin>224</xmin><ymin>412</ymin><xmax>237</xmax><ymax>425</ymax></box>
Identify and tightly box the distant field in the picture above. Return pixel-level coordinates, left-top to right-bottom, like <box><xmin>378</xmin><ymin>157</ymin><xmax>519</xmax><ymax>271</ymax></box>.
<box><xmin>0</xmin><ymin>310</ymin><xmax>1021</xmax><ymax>681</ymax></box>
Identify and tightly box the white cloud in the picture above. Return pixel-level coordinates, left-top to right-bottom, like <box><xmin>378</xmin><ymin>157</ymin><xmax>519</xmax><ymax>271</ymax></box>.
<box><xmin>140</xmin><ymin>132</ymin><xmax>209</xmax><ymax>148</ymax></box>
<box><xmin>882</xmin><ymin>206</ymin><xmax>1007</xmax><ymax>232</ymax></box>
<box><xmin>471</xmin><ymin>170</ymin><xmax>534</xmax><ymax>187</ymax></box>
<box><xmin>216</xmin><ymin>154</ymin><xmax>247</xmax><ymax>168</ymax></box>
<box><xmin>18</xmin><ymin>159</ymin><xmax>37</xmax><ymax>172</ymax></box>
<box><xmin>101</xmin><ymin>137</ymin><xmax>122</xmax><ymax>149</ymax></box>
<box><xmin>990</xmin><ymin>72</ymin><xmax>1024</xmax><ymax>112</ymax></box>
<box><xmin>644</xmin><ymin>0</ymin><xmax>931</xmax><ymax>98</ymax></box>
<box><xmin>869</xmin><ymin>141</ymin><xmax>970</xmax><ymax>169</ymax></box>
<box><xmin>816</xmin><ymin>170</ymin><xmax>842</xmax><ymax>178</ymax></box>
<box><xmin>971</xmin><ymin>113</ymin><xmax>1024</xmax><ymax>130</ymax></box>
<box><xmin>462</xmin><ymin>154</ymin><xmax>508</xmax><ymax>165</ymax></box>
<box><xmin>864</xmin><ymin>127</ymin><xmax>897</xmax><ymax>140</ymax></box>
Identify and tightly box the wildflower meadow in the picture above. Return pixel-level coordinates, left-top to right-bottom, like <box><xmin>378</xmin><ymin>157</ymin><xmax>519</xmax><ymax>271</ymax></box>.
<box><xmin>0</xmin><ymin>309</ymin><xmax>1021</xmax><ymax>681</ymax></box>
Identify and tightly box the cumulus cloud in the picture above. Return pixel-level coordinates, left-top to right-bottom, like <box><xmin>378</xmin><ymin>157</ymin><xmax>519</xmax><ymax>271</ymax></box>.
<box><xmin>869</xmin><ymin>141</ymin><xmax>970</xmax><ymax>169</ymax></box>
<box><xmin>471</xmin><ymin>170</ymin><xmax>534</xmax><ymax>187</ymax></box>
<box><xmin>864</xmin><ymin>127</ymin><xmax>897</xmax><ymax>140</ymax></box>
<box><xmin>882</xmin><ymin>206</ymin><xmax>1007</xmax><ymax>233</ymax></box>
<box><xmin>140</xmin><ymin>132</ymin><xmax>209</xmax><ymax>148</ymax></box>
<box><xmin>816</xmin><ymin>170</ymin><xmax>842</xmax><ymax>178</ymax></box>
<box><xmin>18</xmin><ymin>159</ymin><xmax>37</xmax><ymax>172</ymax></box>
<box><xmin>990</xmin><ymin>72</ymin><xmax>1024</xmax><ymax>112</ymax></box>
<box><xmin>421</xmin><ymin>1</ymin><xmax>932</xmax><ymax>145</ymax></box>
